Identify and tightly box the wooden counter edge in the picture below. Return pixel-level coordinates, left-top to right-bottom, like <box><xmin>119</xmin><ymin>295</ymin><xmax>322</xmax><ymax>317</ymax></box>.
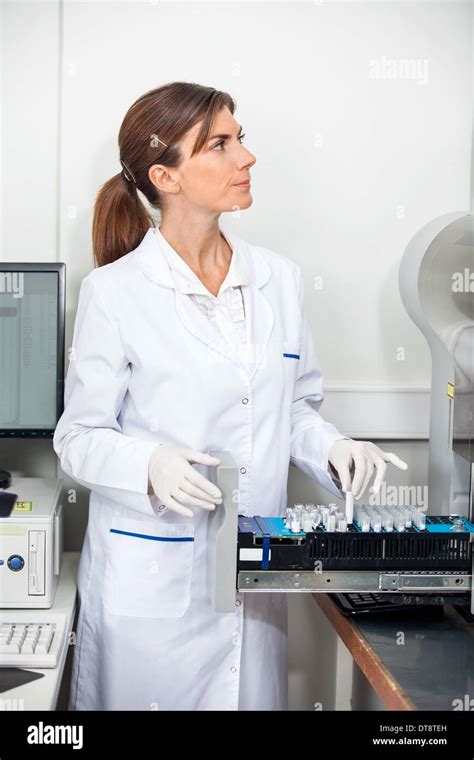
<box><xmin>314</xmin><ymin>592</ymin><xmax>417</xmax><ymax>711</ymax></box>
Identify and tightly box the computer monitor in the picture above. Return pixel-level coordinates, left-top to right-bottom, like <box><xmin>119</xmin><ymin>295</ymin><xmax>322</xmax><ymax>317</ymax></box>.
<box><xmin>0</xmin><ymin>263</ymin><xmax>65</xmax><ymax>487</ymax></box>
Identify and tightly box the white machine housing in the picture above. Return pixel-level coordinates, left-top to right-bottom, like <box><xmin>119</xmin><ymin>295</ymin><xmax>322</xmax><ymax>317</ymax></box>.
<box><xmin>399</xmin><ymin>211</ymin><xmax>473</xmax><ymax>518</ymax></box>
<box><xmin>0</xmin><ymin>478</ymin><xmax>63</xmax><ymax>608</ymax></box>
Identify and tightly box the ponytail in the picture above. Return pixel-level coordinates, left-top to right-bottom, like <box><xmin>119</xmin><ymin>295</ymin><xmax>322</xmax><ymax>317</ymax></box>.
<box><xmin>92</xmin><ymin>172</ymin><xmax>154</xmax><ymax>268</ymax></box>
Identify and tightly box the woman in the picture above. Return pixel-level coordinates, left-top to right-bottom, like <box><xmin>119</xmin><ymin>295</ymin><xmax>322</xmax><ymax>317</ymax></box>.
<box><xmin>53</xmin><ymin>81</ymin><xmax>407</xmax><ymax>711</ymax></box>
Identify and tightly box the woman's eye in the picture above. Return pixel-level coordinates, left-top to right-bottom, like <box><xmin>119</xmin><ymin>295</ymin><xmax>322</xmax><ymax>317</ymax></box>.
<box><xmin>213</xmin><ymin>134</ymin><xmax>246</xmax><ymax>151</ymax></box>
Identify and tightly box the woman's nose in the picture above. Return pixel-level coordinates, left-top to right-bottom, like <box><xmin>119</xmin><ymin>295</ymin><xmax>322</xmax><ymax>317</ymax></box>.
<box><xmin>238</xmin><ymin>147</ymin><xmax>256</xmax><ymax>169</ymax></box>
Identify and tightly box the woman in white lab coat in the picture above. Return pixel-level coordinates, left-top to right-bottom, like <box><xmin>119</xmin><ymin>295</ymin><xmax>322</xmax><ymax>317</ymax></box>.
<box><xmin>53</xmin><ymin>82</ymin><xmax>407</xmax><ymax>711</ymax></box>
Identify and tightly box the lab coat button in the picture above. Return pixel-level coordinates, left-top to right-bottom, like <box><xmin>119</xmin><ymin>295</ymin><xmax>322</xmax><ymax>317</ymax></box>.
<box><xmin>235</xmin><ymin>599</ymin><xmax>242</xmax><ymax>606</ymax></box>
<box><xmin>230</xmin><ymin>666</ymin><xmax>238</xmax><ymax>674</ymax></box>
<box><xmin>241</xmin><ymin>397</ymin><xmax>249</xmax><ymax>404</ymax></box>
<box><xmin>240</xmin><ymin>467</ymin><xmax>246</xmax><ymax>474</ymax></box>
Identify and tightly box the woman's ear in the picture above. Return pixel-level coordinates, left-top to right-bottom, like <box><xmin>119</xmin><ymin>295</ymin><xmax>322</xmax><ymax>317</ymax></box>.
<box><xmin>148</xmin><ymin>164</ymin><xmax>180</xmax><ymax>195</ymax></box>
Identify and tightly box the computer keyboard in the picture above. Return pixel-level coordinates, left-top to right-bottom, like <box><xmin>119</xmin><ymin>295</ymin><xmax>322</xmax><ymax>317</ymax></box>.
<box><xmin>0</xmin><ymin>614</ymin><xmax>67</xmax><ymax>668</ymax></box>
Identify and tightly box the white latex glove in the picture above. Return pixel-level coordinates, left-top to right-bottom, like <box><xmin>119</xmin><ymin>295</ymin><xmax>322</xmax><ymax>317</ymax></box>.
<box><xmin>148</xmin><ymin>445</ymin><xmax>223</xmax><ymax>518</ymax></box>
<box><xmin>328</xmin><ymin>439</ymin><xmax>408</xmax><ymax>500</ymax></box>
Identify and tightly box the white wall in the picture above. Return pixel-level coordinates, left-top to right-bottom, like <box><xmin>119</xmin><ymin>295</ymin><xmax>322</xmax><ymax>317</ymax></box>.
<box><xmin>1</xmin><ymin>0</ymin><xmax>471</xmax><ymax>711</ymax></box>
<box><xmin>61</xmin><ymin>0</ymin><xmax>471</xmax><ymax>388</ymax></box>
<box><xmin>1</xmin><ymin>0</ymin><xmax>60</xmax><ymax>261</ymax></box>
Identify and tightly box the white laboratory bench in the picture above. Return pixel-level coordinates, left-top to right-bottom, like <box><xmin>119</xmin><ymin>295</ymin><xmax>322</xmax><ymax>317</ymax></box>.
<box><xmin>0</xmin><ymin>552</ymin><xmax>79</xmax><ymax>711</ymax></box>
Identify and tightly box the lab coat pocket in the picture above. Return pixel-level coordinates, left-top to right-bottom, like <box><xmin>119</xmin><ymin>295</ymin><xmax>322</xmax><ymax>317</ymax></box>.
<box><xmin>103</xmin><ymin>519</ymin><xmax>195</xmax><ymax>619</ymax></box>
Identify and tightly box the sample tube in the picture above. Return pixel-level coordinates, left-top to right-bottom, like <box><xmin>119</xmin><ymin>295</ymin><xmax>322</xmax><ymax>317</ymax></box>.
<box><xmin>345</xmin><ymin>491</ymin><xmax>354</xmax><ymax>524</ymax></box>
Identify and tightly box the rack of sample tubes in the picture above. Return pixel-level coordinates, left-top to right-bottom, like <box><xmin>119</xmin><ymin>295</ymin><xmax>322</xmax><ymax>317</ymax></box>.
<box><xmin>283</xmin><ymin>502</ymin><xmax>428</xmax><ymax>534</ymax></box>
<box><xmin>236</xmin><ymin>503</ymin><xmax>474</xmax><ymax>602</ymax></box>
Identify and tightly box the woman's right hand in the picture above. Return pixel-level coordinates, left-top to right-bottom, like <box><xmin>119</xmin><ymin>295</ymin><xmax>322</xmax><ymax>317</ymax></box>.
<box><xmin>147</xmin><ymin>444</ymin><xmax>223</xmax><ymax>517</ymax></box>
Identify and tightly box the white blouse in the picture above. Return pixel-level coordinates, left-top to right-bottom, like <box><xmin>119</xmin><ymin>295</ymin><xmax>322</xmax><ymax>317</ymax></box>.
<box><xmin>155</xmin><ymin>226</ymin><xmax>249</xmax><ymax>345</ymax></box>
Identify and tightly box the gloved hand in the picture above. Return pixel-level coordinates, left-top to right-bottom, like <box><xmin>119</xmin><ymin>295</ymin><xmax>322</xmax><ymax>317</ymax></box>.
<box><xmin>148</xmin><ymin>445</ymin><xmax>223</xmax><ymax>518</ymax></box>
<box><xmin>328</xmin><ymin>439</ymin><xmax>408</xmax><ymax>500</ymax></box>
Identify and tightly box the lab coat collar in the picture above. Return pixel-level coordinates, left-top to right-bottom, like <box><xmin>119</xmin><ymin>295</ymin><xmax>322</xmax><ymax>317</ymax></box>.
<box><xmin>134</xmin><ymin>226</ymin><xmax>273</xmax><ymax>380</ymax></box>
<box><xmin>135</xmin><ymin>227</ymin><xmax>271</xmax><ymax>290</ymax></box>
<box><xmin>155</xmin><ymin>225</ymin><xmax>250</xmax><ymax>297</ymax></box>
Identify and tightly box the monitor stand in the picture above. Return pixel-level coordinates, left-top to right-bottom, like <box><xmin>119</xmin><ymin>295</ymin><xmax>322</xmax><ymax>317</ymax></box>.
<box><xmin>0</xmin><ymin>469</ymin><xmax>12</xmax><ymax>489</ymax></box>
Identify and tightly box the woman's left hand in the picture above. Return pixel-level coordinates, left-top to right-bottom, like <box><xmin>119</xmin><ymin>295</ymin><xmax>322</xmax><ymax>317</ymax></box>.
<box><xmin>328</xmin><ymin>439</ymin><xmax>408</xmax><ymax>500</ymax></box>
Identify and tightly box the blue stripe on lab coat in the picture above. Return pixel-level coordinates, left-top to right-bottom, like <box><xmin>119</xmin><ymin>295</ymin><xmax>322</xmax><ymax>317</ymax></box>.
<box><xmin>110</xmin><ymin>528</ymin><xmax>194</xmax><ymax>542</ymax></box>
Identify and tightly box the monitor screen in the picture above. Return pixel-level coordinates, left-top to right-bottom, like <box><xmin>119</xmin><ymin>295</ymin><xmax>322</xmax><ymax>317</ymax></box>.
<box><xmin>0</xmin><ymin>264</ymin><xmax>65</xmax><ymax>437</ymax></box>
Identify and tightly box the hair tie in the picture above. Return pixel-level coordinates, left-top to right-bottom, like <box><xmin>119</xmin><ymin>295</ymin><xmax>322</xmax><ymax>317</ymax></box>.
<box><xmin>119</xmin><ymin>158</ymin><xmax>137</xmax><ymax>185</ymax></box>
<box><xmin>120</xmin><ymin>137</ymin><xmax>169</xmax><ymax>185</ymax></box>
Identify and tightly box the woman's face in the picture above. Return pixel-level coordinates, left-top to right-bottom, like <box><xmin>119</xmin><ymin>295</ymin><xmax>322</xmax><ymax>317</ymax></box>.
<box><xmin>150</xmin><ymin>106</ymin><xmax>256</xmax><ymax>214</ymax></box>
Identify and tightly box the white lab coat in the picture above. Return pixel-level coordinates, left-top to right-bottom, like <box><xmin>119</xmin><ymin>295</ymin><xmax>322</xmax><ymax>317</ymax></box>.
<box><xmin>53</xmin><ymin>226</ymin><xmax>347</xmax><ymax>711</ymax></box>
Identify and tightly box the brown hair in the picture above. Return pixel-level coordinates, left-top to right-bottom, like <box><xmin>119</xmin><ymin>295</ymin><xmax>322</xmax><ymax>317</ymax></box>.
<box><xmin>92</xmin><ymin>81</ymin><xmax>236</xmax><ymax>267</ymax></box>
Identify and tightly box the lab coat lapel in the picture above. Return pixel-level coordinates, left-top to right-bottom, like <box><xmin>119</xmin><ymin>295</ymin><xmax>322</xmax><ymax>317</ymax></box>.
<box><xmin>241</xmin><ymin>280</ymin><xmax>274</xmax><ymax>382</ymax></box>
<box><xmin>225</xmin><ymin>231</ymin><xmax>274</xmax><ymax>381</ymax></box>
<box><xmin>135</xmin><ymin>227</ymin><xmax>274</xmax><ymax>380</ymax></box>
<box><xmin>173</xmin><ymin>288</ymin><xmax>236</xmax><ymax>365</ymax></box>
